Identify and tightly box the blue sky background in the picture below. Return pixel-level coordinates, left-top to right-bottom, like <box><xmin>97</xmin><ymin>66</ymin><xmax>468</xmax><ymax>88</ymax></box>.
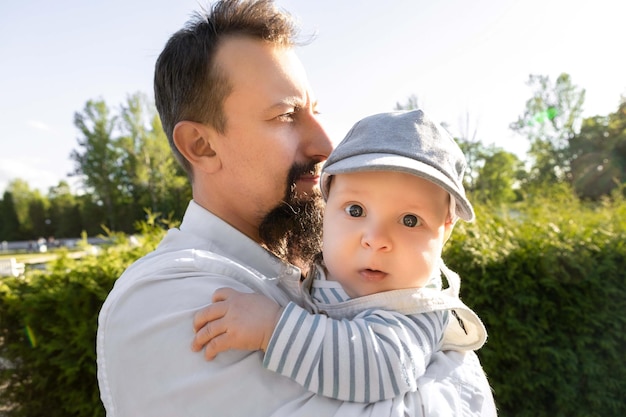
<box><xmin>1</xmin><ymin>0</ymin><xmax>624</xmax><ymax>194</ymax></box>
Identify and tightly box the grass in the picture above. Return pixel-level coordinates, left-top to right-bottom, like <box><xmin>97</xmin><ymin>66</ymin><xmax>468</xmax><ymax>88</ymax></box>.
<box><xmin>0</xmin><ymin>250</ymin><xmax>85</xmax><ymax>265</ymax></box>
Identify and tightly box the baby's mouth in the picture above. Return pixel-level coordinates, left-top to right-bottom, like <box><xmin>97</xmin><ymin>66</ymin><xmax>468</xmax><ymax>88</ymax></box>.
<box><xmin>359</xmin><ymin>268</ymin><xmax>387</xmax><ymax>282</ymax></box>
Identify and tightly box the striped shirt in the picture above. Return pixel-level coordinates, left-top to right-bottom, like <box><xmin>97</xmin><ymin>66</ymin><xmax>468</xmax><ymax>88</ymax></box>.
<box><xmin>264</xmin><ymin>267</ymin><xmax>447</xmax><ymax>403</ymax></box>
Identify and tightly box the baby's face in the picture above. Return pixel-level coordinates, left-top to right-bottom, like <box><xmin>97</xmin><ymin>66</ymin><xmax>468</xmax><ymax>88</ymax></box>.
<box><xmin>322</xmin><ymin>171</ymin><xmax>453</xmax><ymax>298</ymax></box>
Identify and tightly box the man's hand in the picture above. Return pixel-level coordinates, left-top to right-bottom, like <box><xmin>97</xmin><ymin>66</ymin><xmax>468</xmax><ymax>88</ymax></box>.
<box><xmin>191</xmin><ymin>287</ymin><xmax>282</xmax><ymax>360</ymax></box>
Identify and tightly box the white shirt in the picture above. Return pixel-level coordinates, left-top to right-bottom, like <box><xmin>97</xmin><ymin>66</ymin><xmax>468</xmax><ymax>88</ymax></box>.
<box><xmin>97</xmin><ymin>200</ymin><xmax>497</xmax><ymax>417</ymax></box>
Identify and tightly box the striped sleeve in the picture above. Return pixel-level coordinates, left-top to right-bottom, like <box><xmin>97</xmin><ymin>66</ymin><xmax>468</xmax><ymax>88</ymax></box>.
<box><xmin>263</xmin><ymin>302</ymin><xmax>446</xmax><ymax>403</ymax></box>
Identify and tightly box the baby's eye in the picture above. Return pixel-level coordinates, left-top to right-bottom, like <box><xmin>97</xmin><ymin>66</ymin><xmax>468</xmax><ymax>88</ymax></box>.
<box><xmin>345</xmin><ymin>204</ymin><xmax>364</xmax><ymax>217</ymax></box>
<box><xmin>402</xmin><ymin>214</ymin><xmax>420</xmax><ymax>227</ymax></box>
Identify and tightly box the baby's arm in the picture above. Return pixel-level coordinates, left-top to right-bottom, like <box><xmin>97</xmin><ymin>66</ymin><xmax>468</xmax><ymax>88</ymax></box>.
<box><xmin>263</xmin><ymin>302</ymin><xmax>445</xmax><ymax>402</ymax></box>
<box><xmin>191</xmin><ymin>287</ymin><xmax>282</xmax><ymax>359</ymax></box>
<box><xmin>192</xmin><ymin>288</ymin><xmax>445</xmax><ymax>402</ymax></box>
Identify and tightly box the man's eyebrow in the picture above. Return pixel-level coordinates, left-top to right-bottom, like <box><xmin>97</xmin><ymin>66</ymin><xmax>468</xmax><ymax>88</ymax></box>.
<box><xmin>268</xmin><ymin>96</ymin><xmax>306</xmax><ymax>110</ymax></box>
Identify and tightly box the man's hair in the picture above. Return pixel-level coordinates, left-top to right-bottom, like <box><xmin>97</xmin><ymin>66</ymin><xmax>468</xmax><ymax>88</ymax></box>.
<box><xmin>154</xmin><ymin>0</ymin><xmax>299</xmax><ymax>177</ymax></box>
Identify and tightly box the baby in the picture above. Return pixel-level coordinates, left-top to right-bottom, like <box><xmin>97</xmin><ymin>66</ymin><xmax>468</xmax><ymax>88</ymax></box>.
<box><xmin>192</xmin><ymin>109</ymin><xmax>486</xmax><ymax>402</ymax></box>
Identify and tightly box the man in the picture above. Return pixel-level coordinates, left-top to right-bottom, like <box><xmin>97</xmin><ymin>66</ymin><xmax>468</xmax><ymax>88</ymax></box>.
<box><xmin>96</xmin><ymin>1</ymin><xmax>497</xmax><ymax>416</ymax></box>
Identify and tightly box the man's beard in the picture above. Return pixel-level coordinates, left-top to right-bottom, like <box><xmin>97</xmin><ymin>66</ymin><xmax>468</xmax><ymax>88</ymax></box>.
<box><xmin>259</xmin><ymin>162</ymin><xmax>324</xmax><ymax>268</ymax></box>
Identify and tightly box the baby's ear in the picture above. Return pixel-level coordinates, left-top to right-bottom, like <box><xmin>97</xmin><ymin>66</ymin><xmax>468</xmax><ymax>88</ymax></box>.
<box><xmin>443</xmin><ymin>216</ymin><xmax>456</xmax><ymax>243</ymax></box>
<box><xmin>173</xmin><ymin>121</ymin><xmax>221</xmax><ymax>174</ymax></box>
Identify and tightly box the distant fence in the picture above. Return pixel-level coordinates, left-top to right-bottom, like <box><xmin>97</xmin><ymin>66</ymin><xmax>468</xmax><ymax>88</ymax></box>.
<box><xmin>0</xmin><ymin>237</ymin><xmax>110</xmax><ymax>254</ymax></box>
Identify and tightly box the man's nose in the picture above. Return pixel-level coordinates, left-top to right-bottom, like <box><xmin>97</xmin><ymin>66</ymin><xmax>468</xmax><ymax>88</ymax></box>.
<box><xmin>303</xmin><ymin>112</ymin><xmax>333</xmax><ymax>162</ymax></box>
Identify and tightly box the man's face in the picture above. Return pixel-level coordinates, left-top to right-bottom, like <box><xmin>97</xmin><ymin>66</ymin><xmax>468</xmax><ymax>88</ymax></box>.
<box><xmin>211</xmin><ymin>37</ymin><xmax>332</xmax><ymax>259</ymax></box>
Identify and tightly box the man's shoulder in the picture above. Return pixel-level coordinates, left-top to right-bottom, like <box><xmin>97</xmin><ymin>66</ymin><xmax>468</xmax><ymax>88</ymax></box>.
<box><xmin>105</xmin><ymin>234</ymin><xmax>292</xmax><ymax>312</ymax></box>
<box><xmin>118</xmin><ymin>225</ymin><xmax>248</xmax><ymax>282</ymax></box>
<box><xmin>111</xmin><ymin>245</ymin><xmax>256</xmax><ymax>297</ymax></box>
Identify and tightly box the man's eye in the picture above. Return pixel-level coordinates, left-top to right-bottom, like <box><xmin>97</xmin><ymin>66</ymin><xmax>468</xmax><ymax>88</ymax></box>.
<box><xmin>276</xmin><ymin>105</ymin><xmax>303</xmax><ymax>122</ymax></box>
<box><xmin>345</xmin><ymin>204</ymin><xmax>364</xmax><ymax>217</ymax></box>
<box><xmin>276</xmin><ymin>113</ymin><xmax>295</xmax><ymax>122</ymax></box>
<box><xmin>402</xmin><ymin>214</ymin><xmax>420</xmax><ymax>227</ymax></box>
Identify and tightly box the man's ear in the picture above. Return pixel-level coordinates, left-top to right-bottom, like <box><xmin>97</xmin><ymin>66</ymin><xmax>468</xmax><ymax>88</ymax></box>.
<box><xmin>173</xmin><ymin>121</ymin><xmax>221</xmax><ymax>174</ymax></box>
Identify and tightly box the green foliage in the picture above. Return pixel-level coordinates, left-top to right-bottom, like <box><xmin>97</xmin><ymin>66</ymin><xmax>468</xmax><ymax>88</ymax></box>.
<box><xmin>48</xmin><ymin>181</ymin><xmax>83</xmax><ymax>238</ymax></box>
<box><xmin>445</xmin><ymin>185</ymin><xmax>626</xmax><ymax>417</ymax></box>
<box><xmin>5</xmin><ymin>180</ymin><xmax>35</xmax><ymax>236</ymax></box>
<box><xmin>71</xmin><ymin>98</ymin><xmax>124</xmax><ymax>231</ymax></box>
<box><xmin>0</xmin><ymin>215</ymin><xmax>169</xmax><ymax>417</ymax></box>
<box><xmin>70</xmin><ymin>94</ymin><xmax>191</xmax><ymax>235</ymax></box>
<box><xmin>0</xmin><ymin>94</ymin><xmax>191</xmax><ymax>241</ymax></box>
<box><xmin>2</xmin><ymin>191</ymin><xmax>625</xmax><ymax>416</ymax></box>
<box><xmin>569</xmin><ymin>100</ymin><xmax>626</xmax><ymax>200</ymax></box>
<box><xmin>510</xmin><ymin>73</ymin><xmax>586</xmax><ymax>185</ymax></box>
<box><xmin>1</xmin><ymin>180</ymin><xmax>51</xmax><ymax>240</ymax></box>
<box><xmin>472</xmin><ymin>150</ymin><xmax>523</xmax><ymax>204</ymax></box>
<box><xmin>0</xmin><ymin>191</ymin><xmax>20</xmax><ymax>241</ymax></box>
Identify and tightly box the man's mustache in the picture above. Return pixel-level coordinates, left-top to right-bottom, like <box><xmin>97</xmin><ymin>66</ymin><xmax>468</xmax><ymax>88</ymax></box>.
<box><xmin>287</xmin><ymin>161</ymin><xmax>321</xmax><ymax>192</ymax></box>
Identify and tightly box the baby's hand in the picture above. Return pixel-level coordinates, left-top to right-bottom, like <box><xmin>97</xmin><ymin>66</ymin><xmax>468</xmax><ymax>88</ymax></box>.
<box><xmin>191</xmin><ymin>287</ymin><xmax>282</xmax><ymax>360</ymax></box>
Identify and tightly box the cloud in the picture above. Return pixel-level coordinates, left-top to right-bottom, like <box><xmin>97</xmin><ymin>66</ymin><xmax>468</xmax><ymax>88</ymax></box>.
<box><xmin>28</xmin><ymin>120</ymin><xmax>53</xmax><ymax>132</ymax></box>
<box><xmin>0</xmin><ymin>158</ymin><xmax>61</xmax><ymax>195</ymax></box>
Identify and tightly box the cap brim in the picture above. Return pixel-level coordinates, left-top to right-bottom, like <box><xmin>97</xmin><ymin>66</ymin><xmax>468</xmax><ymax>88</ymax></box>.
<box><xmin>322</xmin><ymin>153</ymin><xmax>475</xmax><ymax>221</ymax></box>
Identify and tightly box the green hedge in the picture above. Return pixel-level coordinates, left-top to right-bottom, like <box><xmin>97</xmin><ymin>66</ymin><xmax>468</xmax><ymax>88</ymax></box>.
<box><xmin>445</xmin><ymin>189</ymin><xmax>626</xmax><ymax>416</ymax></box>
<box><xmin>0</xmin><ymin>221</ymin><xmax>164</xmax><ymax>417</ymax></box>
<box><xmin>1</xmin><ymin>195</ymin><xmax>625</xmax><ymax>416</ymax></box>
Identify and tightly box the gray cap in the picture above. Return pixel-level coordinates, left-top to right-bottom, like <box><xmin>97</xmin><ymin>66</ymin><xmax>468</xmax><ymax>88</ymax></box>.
<box><xmin>321</xmin><ymin>109</ymin><xmax>474</xmax><ymax>222</ymax></box>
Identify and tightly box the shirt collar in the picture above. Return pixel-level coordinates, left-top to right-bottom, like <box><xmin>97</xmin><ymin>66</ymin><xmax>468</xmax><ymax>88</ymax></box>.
<box><xmin>179</xmin><ymin>200</ymin><xmax>300</xmax><ymax>280</ymax></box>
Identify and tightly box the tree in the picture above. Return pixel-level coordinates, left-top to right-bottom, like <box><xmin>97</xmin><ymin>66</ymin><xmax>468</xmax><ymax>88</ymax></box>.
<box><xmin>473</xmin><ymin>150</ymin><xmax>523</xmax><ymax>204</ymax></box>
<box><xmin>116</xmin><ymin>92</ymin><xmax>152</xmax><ymax>230</ymax></box>
<box><xmin>0</xmin><ymin>191</ymin><xmax>20</xmax><ymax>241</ymax></box>
<box><xmin>70</xmin><ymin>95</ymin><xmax>190</xmax><ymax>234</ymax></box>
<box><xmin>47</xmin><ymin>181</ymin><xmax>82</xmax><ymax>238</ymax></box>
<box><xmin>569</xmin><ymin>99</ymin><xmax>626</xmax><ymax>199</ymax></box>
<box><xmin>138</xmin><ymin>114</ymin><xmax>190</xmax><ymax>217</ymax></box>
<box><xmin>5</xmin><ymin>179</ymin><xmax>38</xmax><ymax>238</ymax></box>
<box><xmin>27</xmin><ymin>191</ymin><xmax>50</xmax><ymax>239</ymax></box>
<box><xmin>76</xmin><ymin>194</ymin><xmax>107</xmax><ymax>236</ymax></box>
<box><xmin>71</xmin><ymin>99</ymin><xmax>122</xmax><ymax>230</ymax></box>
<box><xmin>117</xmin><ymin>93</ymin><xmax>190</xmax><ymax>224</ymax></box>
<box><xmin>455</xmin><ymin>111</ymin><xmax>488</xmax><ymax>191</ymax></box>
<box><xmin>510</xmin><ymin>73</ymin><xmax>585</xmax><ymax>184</ymax></box>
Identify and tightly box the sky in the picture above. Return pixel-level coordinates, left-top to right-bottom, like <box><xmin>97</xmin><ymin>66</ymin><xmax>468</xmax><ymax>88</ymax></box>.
<box><xmin>1</xmin><ymin>0</ymin><xmax>624</xmax><ymax>195</ymax></box>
